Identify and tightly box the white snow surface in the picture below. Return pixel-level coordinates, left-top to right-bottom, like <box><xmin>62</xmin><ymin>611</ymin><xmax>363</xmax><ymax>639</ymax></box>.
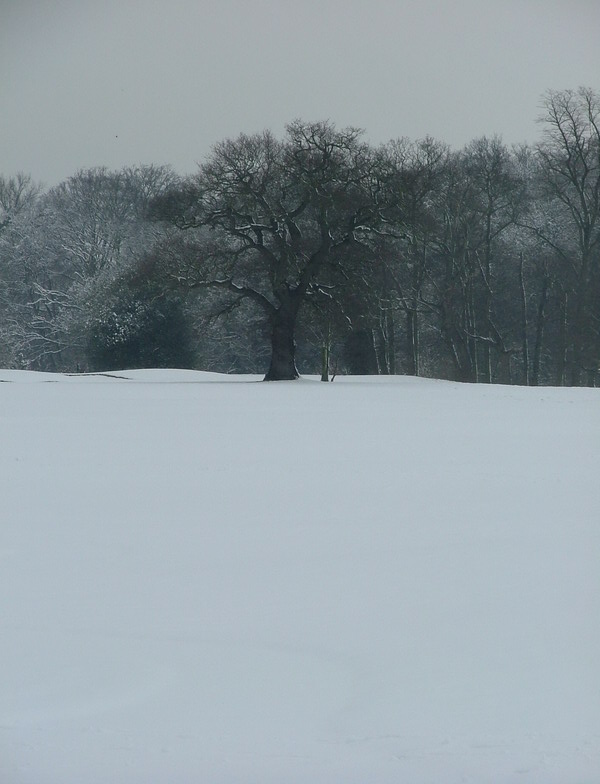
<box><xmin>1</xmin><ymin>369</ymin><xmax>598</xmax><ymax>783</ymax></box>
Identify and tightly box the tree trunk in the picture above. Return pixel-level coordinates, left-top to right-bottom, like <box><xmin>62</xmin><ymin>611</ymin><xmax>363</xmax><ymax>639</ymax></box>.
<box><xmin>482</xmin><ymin>216</ymin><xmax>493</xmax><ymax>384</ymax></box>
<box><xmin>386</xmin><ymin>308</ymin><xmax>396</xmax><ymax>375</ymax></box>
<box><xmin>320</xmin><ymin>316</ymin><xmax>332</xmax><ymax>382</ymax></box>
<box><xmin>372</xmin><ymin>327</ymin><xmax>387</xmax><ymax>374</ymax></box>
<box><xmin>466</xmin><ymin>290</ymin><xmax>479</xmax><ymax>382</ymax></box>
<box><xmin>531</xmin><ymin>276</ymin><xmax>548</xmax><ymax>387</ymax></box>
<box><xmin>407</xmin><ymin>308</ymin><xmax>419</xmax><ymax>376</ymax></box>
<box><xmin>264</xmin><ymin>301</ymin><xmax>300</xmax><ymax>381</ymax></box>
<box><xmin>569</xmin><ymin>275</ymin><xmax>589</xmax><ymax>386</ymax></box>
<box><xmin>519</xmin><ymin>253</ymin><xmax>530</xmax><ymax>385</ymax></box>
<box><xmin>321</xmin><ymin>343</ymin><xmax>329</xmax><ymax>382</ymax></box>
<box><xmin>556</xmin><ymin>292</ymin><xmax>568</xmax><ymax>386</ymax></box>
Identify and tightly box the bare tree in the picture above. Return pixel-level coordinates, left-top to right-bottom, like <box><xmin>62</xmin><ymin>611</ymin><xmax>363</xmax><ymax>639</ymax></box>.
<box><xmin>536</xmin><ymin>87</ymin><xmax>600</xmax><ymax>384</ymax></box>
<box><xmin>374</xmin><ymin>137</ymin><xmax>448</xmax><ymax>376</ymax></box>
<box><xmin>461</xmin><ymin>136</ymin><xmax>525</xmax><ymax>382</ymax></box>
<box><xmin>0</xmin><ymin>173</ymin><xmax>40</xmax><ymax>232</ymax></box>
<box><xmin>155</xmin><ymin>121</ymin><xmax>384</xmax><ymax>380</ymax></box>
<box><xmin>2</xmin><ymin>166</ymin><xmax>177</xmax><ymax>370</ymax></box>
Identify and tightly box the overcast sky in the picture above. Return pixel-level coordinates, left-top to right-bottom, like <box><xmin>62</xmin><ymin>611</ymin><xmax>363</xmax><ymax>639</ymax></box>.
<box><xmin>2</xmin><ymin>0</ymin><xmax>599</xmax><ymax>186</ymax></box>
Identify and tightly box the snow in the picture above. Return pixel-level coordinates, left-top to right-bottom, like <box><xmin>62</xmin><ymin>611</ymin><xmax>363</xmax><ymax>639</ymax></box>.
<box><xmin>1</xmin><ymin>370</ymin><xmax>598</xmax><ymax>783</ymax></box>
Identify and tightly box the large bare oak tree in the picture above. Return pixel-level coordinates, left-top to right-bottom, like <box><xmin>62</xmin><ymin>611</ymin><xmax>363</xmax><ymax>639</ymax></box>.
<box><xmin>155</xmin><ymin>121</ymin><xmax>385</xmax><ymax>380</ymax></box>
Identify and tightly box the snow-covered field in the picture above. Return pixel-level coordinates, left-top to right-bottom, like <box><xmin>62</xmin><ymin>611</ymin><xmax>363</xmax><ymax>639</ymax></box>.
<box><xmin>1</xmin><ymin>370</ymin><xmax>598</xmax><ymax>784</ymax></box>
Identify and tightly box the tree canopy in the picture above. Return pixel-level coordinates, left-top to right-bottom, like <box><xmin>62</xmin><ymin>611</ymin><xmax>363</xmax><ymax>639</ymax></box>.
<box><xmin>2</xmin><ymin>89</ymin><xmax>600</xmax><ymax>385</ymax></box>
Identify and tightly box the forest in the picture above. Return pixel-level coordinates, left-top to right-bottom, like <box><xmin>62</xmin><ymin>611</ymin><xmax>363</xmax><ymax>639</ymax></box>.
<box><xmin>1</xmin><ymin>87</ymin><xmax>599</xmax><ymax>384</ymax></box>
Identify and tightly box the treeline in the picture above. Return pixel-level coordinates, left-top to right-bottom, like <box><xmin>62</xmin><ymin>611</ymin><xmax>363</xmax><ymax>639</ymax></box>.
<box><xmin>1</xmin><ymin>87</ymin><xmax>599</xmax><ymax>384</ymax></box>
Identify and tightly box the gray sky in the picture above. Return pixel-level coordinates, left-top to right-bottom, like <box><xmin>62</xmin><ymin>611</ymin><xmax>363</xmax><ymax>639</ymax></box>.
<box><xmin>2</xmin><ymin>0</ymin><xmax>599</xmax><ymax>186</ymax></box>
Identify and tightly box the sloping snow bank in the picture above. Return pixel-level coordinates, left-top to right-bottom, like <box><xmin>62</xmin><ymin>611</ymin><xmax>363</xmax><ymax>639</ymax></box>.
<box><xmin>1</xmin><ymin>371</ymin><xmax>598</xmax><ymax>784</ymax></box>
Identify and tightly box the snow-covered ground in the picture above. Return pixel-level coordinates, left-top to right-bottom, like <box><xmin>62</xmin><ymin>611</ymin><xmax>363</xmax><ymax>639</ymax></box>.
<box><xmin>1</xmin><ymin>370</ymin><xmax>598</xmax><ymax>784</ymax></box>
